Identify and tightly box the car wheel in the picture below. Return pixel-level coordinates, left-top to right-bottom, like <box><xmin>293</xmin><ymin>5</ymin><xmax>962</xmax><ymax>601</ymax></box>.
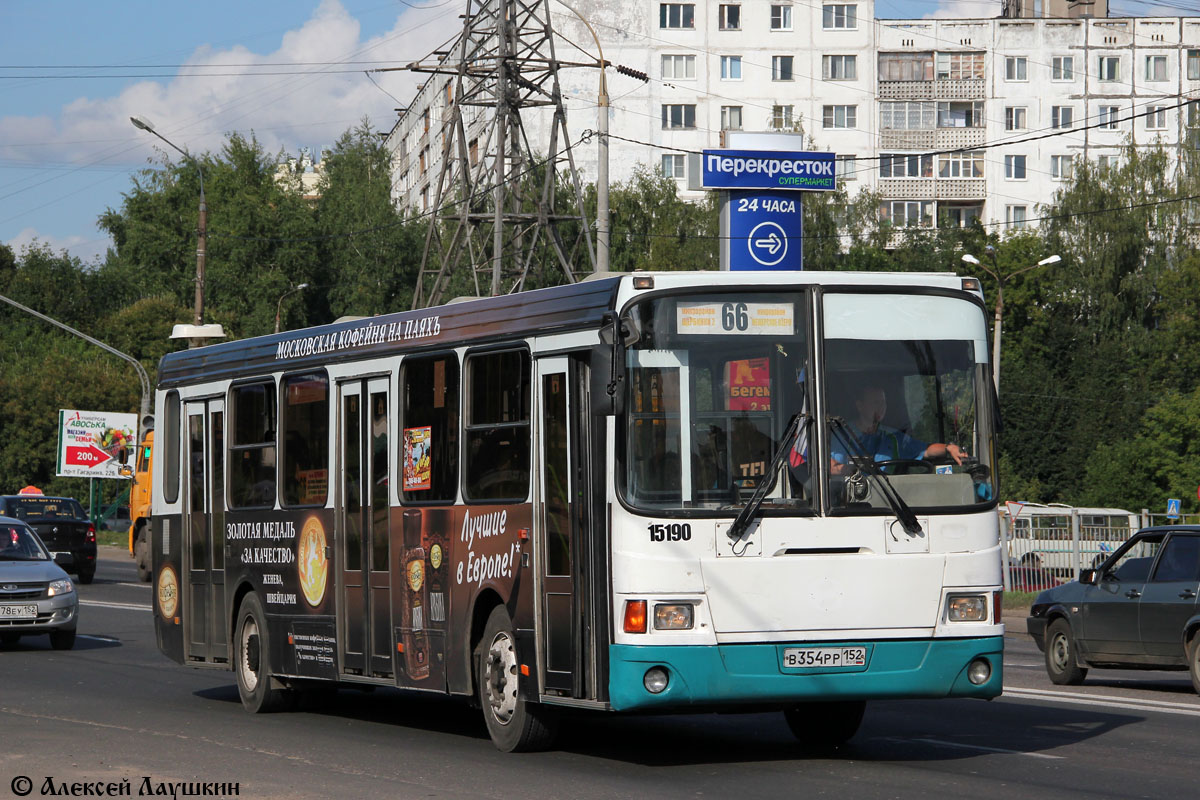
<box><xmin>783</xmin><ymin>700</ymin><xmax>866</xmax><ymax>748</ymax></box>
<box><xmin>235</xmin><ymin>593</ymin><xmax>292</xmax><ymax>713</ymax></box>
<box><xmin>1188</xmin><ymin>633</ymin><xmax>1200</xmax><ymax>696</ymax></box>
<box><xmin>477</xmin><ymin>605</ymin><xmax>558</xmax><ymax>752</ymax></box>
<box><xmin>1045</xmin><ymin>618</ymin><xmax>1088</xmax><ymax>685</ymax></box>
<box><xmin>76</xmin><ymin>568</ymin><xmax>95</xmax><ymax>585</ymax></box>
<box><xmin>134</xmin><ymin>528</ymin><xmax>152</xmax><ymax>582</ymax></box>
<box><xmin>49</xmin><ymin>629</ymin><xmax>76</xmax><ymax>650</ymax></box>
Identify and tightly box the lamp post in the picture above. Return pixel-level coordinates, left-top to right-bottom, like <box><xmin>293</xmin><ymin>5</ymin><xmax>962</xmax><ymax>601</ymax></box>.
<box><xmin>962</xmin><ymin>249</ymin><xmax>1061</xmax><ymax>395</ymax></box>
<box><xmin>555</xmin><ymin>0</ymin><xmax>609</xmax><ymax>272</ymax></box>
<box><xmin>130</xmin><ymin>115</ymin><xmax>210</xmax><ymax>343</ymax></box>
<box><xmin>275</xmin><ymin>283</ymin><xmax>310</xmax><ymax>334</ymax></box>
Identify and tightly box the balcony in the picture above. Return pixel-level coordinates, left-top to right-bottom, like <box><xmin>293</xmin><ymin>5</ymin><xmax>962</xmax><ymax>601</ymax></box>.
<box><xmin>878</xmin><ymin>79</ymin><xmax>985</xmax><ymax>100</ymax></box>
<box><xmin>876</xmin><ymin>178</ymin><xmax>986</xmax><ymax>199</ymax></box>
<box><xmin>879</xmin><ymin>128</ymin><xmax>984</xmax><ymax>150</ymax></box>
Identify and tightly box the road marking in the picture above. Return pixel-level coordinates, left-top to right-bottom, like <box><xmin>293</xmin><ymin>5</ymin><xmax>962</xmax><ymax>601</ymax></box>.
<box><xmin>1005</xmin><ymin>662</ymin><xmax>1045</xmax><ymax>668</ymax></box>
<box><xmin>116</xmin><ymin>582</ymin><xmax>150</xmax><ymax>588</ymax></box>
<box><xmin>80</xmin><ymin>600</ymin><xmax>150</xmax><ymax>612</ymax></box>
<box><xmin>878</xmin><ymin>737</ymin><xmax>1063</xmax><ymax>759</ymax></box>
<box><xmin>77</xmin><ymin>634</ymin><xmax>120</xmax><ymax>643</ymax></box>
<box><xmin>1004</xmin><ymin>686</ymin><xmax>1200</xmax><ymax>717</ymax></box>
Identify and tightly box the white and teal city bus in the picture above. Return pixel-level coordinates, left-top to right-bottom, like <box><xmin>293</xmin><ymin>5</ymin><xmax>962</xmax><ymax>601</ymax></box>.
<box><xmin>149</xmin><ymin>270</ymin><xmax>1003</xmax><ymax>752</ymax></box>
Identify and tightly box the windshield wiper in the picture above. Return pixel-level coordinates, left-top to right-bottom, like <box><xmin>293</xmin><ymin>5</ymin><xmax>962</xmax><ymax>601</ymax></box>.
<box><xmin>726</xmin><ymin>413</ymin><xmax>806</xmax><ymax>543</ymax></box>
<box><xmin>828</xmin><ymin>416</ymin><xmax>922</xmax><ymax>536</ymax></box>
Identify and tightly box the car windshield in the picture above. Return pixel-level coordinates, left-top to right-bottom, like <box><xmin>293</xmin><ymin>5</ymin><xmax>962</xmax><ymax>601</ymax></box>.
<box><xmin>6</xmin><ymin>497</ymin><xmax>87</xmax><ymax>521</ymax></box>
<box><xmin>0</xmin><ymin>524</ymin><xmax>49</xmax><ymax>561</ymax></box>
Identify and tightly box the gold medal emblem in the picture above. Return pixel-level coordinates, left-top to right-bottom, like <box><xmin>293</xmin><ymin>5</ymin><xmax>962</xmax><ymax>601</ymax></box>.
<box><xmin>430</xmin><ymin>543</ymin><xmax>443</xmax><ymax>570</ymax></box>
<box><xmin>157</xmin><ymin>565</ymin><xmax>178</xmax><ymax>619</ymax></box>
<box><xmin>408</xmin><ymin>559</ymin><xmax>424</xmax><ymax>592</ymax></box>
<box><xmin>297</xmin><ymin>516</ymin><xmax>328</xmax><ymax>607</ymax></box>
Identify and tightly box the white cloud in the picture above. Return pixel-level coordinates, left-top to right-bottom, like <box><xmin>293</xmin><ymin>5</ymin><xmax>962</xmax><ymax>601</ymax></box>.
<box><xmin>6</xmin><ymin>227</ymin><xmax>111</xmax><ymax>266</ymax></box>
<box><xmin>920</xmin><ymin>0</ymin><xmax>999</xmax><ymax>19</ymax></box>
<box><xmin>0</xmin><ymin>0</ymin><xmax>461</xmax><ymax>170</ymax></box>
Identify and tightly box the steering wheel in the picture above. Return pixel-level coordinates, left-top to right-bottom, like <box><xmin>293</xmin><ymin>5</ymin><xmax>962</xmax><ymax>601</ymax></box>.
<box><xmin>873</xmin><ymin>459</ymin><xmax>934</xmax><ymax>475</ymax></box>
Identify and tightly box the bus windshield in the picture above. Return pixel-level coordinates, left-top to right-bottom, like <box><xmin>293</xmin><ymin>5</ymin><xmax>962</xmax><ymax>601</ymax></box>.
<box><xmin>622</xmin><ymin>291</ymin><xmax>813</xmax><ymax>511</ymax></box>
<box><xmin>620</xmin><ymin>289</ymin><xmax>994</xmax><ymax>514</ymax></box>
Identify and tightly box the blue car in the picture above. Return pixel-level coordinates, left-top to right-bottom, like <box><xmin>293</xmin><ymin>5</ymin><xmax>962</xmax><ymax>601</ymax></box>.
<box><xmin>1027</xmin><ymin>525</ymin><xmax>1200</xmax><ymax>693</ymax></box>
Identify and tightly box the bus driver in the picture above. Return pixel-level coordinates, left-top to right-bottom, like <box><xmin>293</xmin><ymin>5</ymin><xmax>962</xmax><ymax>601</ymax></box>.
<box><xmin>830</xmin><ymin>385</ymin><xmax>967</xmax><ymax>475</ymax></box>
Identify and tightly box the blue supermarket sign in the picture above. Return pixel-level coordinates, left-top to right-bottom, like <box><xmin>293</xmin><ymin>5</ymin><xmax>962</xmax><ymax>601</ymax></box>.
<box><xmin>726</xmin><ymin>190</ymin><xmax>803</xmax><ymax>271</ymax></box>
<box><xmin>702</xmin><ymin>149</ymin><xmax>836</xmax><ymax>191</ymax></box>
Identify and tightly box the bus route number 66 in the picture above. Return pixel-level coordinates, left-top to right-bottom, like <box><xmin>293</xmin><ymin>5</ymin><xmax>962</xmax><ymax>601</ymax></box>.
<box><xmin>649</xmin><ymin>523</ymin><xmax>692</xmax><ymax>542</ymax></box>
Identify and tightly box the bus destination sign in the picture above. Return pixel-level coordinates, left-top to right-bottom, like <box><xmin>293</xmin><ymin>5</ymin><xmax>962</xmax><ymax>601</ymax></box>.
<box><xmin>701</xmin><ymin>149</ymin><xmax>836</xmax><ymax>192</ymax></box>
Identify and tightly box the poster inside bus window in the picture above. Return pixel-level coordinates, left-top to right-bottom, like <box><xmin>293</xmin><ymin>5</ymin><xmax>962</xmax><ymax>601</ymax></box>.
<box><xmin>726</xmin><ymin>358</ymin><xmax>771</xmax><ymax>411</ymax></box>
<box><xmin>676</xmin><ymin>302</ymin><xmax>793</xmax><ymax>335</ymax></box>
<box><xmin>403</xmin><ymin>426</ymin><xmax>432</xmax><ymax>491</ymax></box>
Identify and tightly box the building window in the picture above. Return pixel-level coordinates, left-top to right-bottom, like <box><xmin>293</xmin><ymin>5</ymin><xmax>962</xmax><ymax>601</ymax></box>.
<box><xmin>1005</xmin><ymin>107</ymin><xmax>1027</xmax><ymax>131</ymax></box>
<box><xmin>771</xmin><ymin>4</ymin><xmax>792</xmax><ymax>30</ymax></box>
<box><xmin>659</xmin><ymin>3</ymin><xmax>695</xmax><ymax>29</ymax></box>
<box><xmin>823</xmin><ymin>105</ymin><xmax>857</xmax><ymax>128</ymax></box>
<box><xmin>1052</xmin><ymin>56</ymin><xmax>1074</xmax><ymax>81</ymax></box>
<box><xmin>879</xmin><ymin>52</ymin><xmax>933</xmax><ymax>81</ymax></box>
<box><xmin>1050</xmin><ymin>154</ymin><xmax>1073</xmax><ymax>181</ymax></box>
<box><xmin>937</xmin><ymin>101</ymin><xmax>984</xmax><ymax>128</ymax></box>
<box><xmin>1004</xmin><ymin>56</ymin><xmax>1027</xmax><ymax>82</ymax></box>
<box><xmin>469</xmin><ymin>138</ymin><xmax>479</xmax><ymax>165</ymax></box>
<box><xmin>1004</xmin><ymin>154</ymin><xmax>1027</xmax><ymax>180</ymax></box>
<box><xmin>661</xmin><ymin>154</ymin><xmax>685</xmax><ymax>178</ymax></box>
<box><xmin>1051</xmin><ymin>106</ymin><xmax>1073</xmax><ymax>129</ymax></box>
<box><xmin>661</xmin><ymin>54</ymin><xmax>696</xmax><ymax>79</ymax></box>
<box><xmin>771</xmin><ymin>105</ymin><xmax>794</xmax><ymax>129</ymax></box>
<box><xmin>1147</xmin><ymin>105</ymin><xmax>1168</xmax><ymax>130</ymax></box>
<box><xmin>1098</xmin><ymin>104</ymin><xmax>1120</xmax><ymax>130</ymax></box>
<box><xmin>419</xmin><ymin>146</ymin><xmax>429</xmax><ymax>174</ymax></box>
<box><xmin>719</xmin><ymin>3</ymin><xmax>741</xmax><ymax>29</ymax></box>
<box><xmin>773</xmin><ymin>55</ymin><xmax>794</xmax><ymax>81</ymax></box>
<box><xmin>1189</xmin><ymin>49</ymin><xmax>1200</xmax><ymax>80</ymax></box>
<box><xmin>937</xmin><ymin>150</ymin><xmax>984</xmax><ymax>179</ymax></box>
<box><xmin>881</xmin><ymin>200</ymin><xmax>933</xmax><ymax>227</ymax></box>
<box><xmin>1098</xmin><ymin>56</ymin><xmax>1120</xmax><ymax>82</ymax></box>
<box><xmin>823</xmin><ymin>54</ymin><xmax>857</xmax><ymax>80</ymax></box>
<box><xmin>1097</xmin><ymin>154</ymin><xmax>1120</xmax><ymax>171</ymax></box>
<box><xmin>879</xmin><ymin>153</ymin><xmax>934</xmax><ymax>178</ymax></box>
<box><xmin>1188</xmin><ymin>100</ymin><xmax>1200</xmax><ymax>128</ymax></box>
<box><xmin>1145</xmin><ymin>55</ymin><xmax>1168</xmax><ymax>82</ymax></box>
<box><xmin>823</xmin><ymin>4</ymin><xmax>856</xmax><ymax>29</ymax></box>
<box><xmin>1006</xmin><ymin>205</ymin><xmax>1028</xmax><ymax>229</ymax></box>
<box><xmin>880</xmin><ymin>100</ymin><xmax>935</xmax><ymax>130</ymax></box>
<box><xmin>420</xmin><ymin>186</ymin><xmax>428</xmax><ymax>211</ymax></box>
<box><xmin>661</xmin><ymin>104</ymin><xmax>697</xmax><ymax>129</ymax></box>
<box><xmin>836</xmin><ymin>154</ymin><xmax>857</xmax><ymax>182</ymax></box>
<box><xmin>941</xmin><ymin>204</ymin><xmax>982</xmax><ymax>228</ymax></box>
<box><xmin>721</xmin><ymin>105</ymin><xmax>743</xmax><ymax>130</ymax></box>
<box><xmin>938</xmin><ymin>52</ymin><xmax>985</xmax><ymax>80</ymax></box>
<box><xmin>423</xmin><ymin>108</ymin><xmax>430</xmax><ymax>132</ymax></box>
<box><xmin>720</xmin><ymin>55</ymin><xmax>742</xmax><ymax>80</ymax></box>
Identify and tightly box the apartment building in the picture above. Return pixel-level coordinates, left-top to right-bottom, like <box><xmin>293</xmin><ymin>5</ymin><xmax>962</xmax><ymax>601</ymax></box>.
<box><xmin>386</xmin><ymin>0</ymin><xmax>1200</xmax><ymax>233</ymax></box>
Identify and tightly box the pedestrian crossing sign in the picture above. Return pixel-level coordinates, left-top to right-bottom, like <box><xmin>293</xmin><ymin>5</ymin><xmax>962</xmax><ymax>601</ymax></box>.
<box><xmin>1167</xmin><ymin>498</ymin><xmax>1181</xmax><ymax>519</ymax></box>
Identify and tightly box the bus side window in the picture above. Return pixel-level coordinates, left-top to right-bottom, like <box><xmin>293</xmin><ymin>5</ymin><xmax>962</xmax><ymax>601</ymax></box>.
<box><xmin>282</xmin><ymin>373</ymin><xmax>329</xmax><ymax>507</ymax></box>
<box><xmin>230</xmin><ymin>381</ymin><xmax>277</xmax><ymax>509</ymax></box>
<box><xmin>400</xmin><ymin>354</ymin><xmax>460</xmax><ymax>503</ymax></box>
<box><xmin>464</xmin><ymin>349</ymin><xmax>530</xmax><ymax>502</ymax></box>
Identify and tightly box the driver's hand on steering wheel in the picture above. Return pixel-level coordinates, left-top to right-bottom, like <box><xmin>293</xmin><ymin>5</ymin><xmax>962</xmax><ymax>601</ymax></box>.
<box><xmin>945</xmin><ymin>443</ymin><xmax>967</xmax><ymax>465</ymax></box>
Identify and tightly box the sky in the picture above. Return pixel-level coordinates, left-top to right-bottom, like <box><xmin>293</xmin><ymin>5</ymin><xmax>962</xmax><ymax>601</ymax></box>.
<box><xmin>0</xmin><ymin>0</ymin><xmax>1185</xmax><ymax>265</ymax></box>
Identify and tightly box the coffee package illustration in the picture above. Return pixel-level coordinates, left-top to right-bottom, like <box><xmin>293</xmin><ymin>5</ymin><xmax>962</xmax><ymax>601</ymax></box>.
<box><xmin>400</xmin><ymin>509</ymin><xmax>431</xmax><ymax>681</ymax></box>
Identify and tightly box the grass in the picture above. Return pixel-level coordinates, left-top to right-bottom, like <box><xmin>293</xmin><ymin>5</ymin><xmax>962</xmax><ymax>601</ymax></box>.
<box><xmin>96</xmin><ymin>529</ymin><xmax>128</xmax><ymax>549</ymax></box>
<box><xmin>1004</xmin><ymin>590</ymin><xmax>1036</xmax><ymax>609</ymax></box>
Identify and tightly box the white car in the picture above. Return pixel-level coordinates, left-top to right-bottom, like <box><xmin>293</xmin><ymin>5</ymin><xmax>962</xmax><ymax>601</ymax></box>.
<box><xmin>0</xmin><ymin>516</ymin><xmax>78</xmax><ymax>649</ymax></box>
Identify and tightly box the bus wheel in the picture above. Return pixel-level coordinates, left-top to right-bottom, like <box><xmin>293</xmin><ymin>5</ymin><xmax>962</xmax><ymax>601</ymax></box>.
<box><xmin>134</xmin><ymin>526</ymin><xmax>151</xmax><ymax>582</ymax></box>
<box><xmin>235</xmin><ymin>593</ymin><xmax>291</xmax><ymax>713</ymax></box>
<box><xmin>783</xmin><ymin>700</ymin><xmax>865</xmax><ymax>748</ymax></box>
<box><xmin>1045</xmin><ymin>618</ymin><xmax>1088</xmax><ymax>685</ymax></box>
<box><xmin>477</xmin><ymin>605</ymin><xmax>558</xmax><ymax>752</ymax></box>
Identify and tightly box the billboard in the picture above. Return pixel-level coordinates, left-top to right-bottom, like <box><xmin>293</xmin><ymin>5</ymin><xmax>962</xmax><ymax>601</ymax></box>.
<box><xmin>701</xmin><ymin>149</ymin><xmax>836</xmax><ymax>191</ymax></box>
<box><xmin>56</xmin><ymin>409</ymin><xmax>138</xmax><ymax>479</ymax></box>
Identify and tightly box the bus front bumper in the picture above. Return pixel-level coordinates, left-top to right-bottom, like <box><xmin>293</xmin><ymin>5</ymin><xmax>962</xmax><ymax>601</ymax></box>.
<box><xmin>608</xmin><ymin>636</ymin><xmax>1003</xmax><ymax>712</ymax></box>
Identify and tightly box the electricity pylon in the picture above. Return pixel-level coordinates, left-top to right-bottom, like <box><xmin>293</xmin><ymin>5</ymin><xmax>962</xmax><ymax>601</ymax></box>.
<box><xmin>407</xmin><ymin>0</ymin><xmax>597</xmax><ymax>308</ymax></box>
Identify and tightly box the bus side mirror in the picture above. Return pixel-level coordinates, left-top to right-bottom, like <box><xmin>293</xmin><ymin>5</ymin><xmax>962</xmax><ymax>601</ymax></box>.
<box><xmin>118</xmin><ymin>464</ymin><xmax>134</xmax><ymax>478</ymax></box>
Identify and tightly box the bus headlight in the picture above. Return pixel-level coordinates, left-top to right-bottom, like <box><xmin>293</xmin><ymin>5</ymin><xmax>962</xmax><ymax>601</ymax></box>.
<box><xmin>946</xmin><ymin>594</ymin><xmax>987</xmax><ymax>622</ymax></box>
<box><xmin>653</xmin><ymin>603</ymin><xmax>694</xmax><ymax>630</ymax></box>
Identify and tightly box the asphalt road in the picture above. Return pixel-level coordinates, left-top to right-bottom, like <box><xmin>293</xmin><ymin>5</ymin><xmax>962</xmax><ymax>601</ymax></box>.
<box><xmin>2</xmin><ymin>547</ymin><xmax>1198</xmax><ymax>800</ymax></box>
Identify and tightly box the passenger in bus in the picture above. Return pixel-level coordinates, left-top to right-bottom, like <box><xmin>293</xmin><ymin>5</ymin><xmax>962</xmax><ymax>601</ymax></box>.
<box><xmin>830</xmin><ymin>385</ymin><xmax>967</xmax><ymax>474</ymax></box>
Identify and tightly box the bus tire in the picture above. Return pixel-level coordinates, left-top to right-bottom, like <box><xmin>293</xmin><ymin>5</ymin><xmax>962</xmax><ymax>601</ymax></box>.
<box><xmin>783</xmin><ymin>700</ymin><xmax>865</xmax><ymax>748</ymax></box>
<box><xmin>235</xmin><ymin>593</ymin><xmax>291</xmax><ymax>713</ymax></box>
<box><xmin>1045</xmin><ymin>618</ymin><xmax>1088</xmax><ymax>685</ymax></box>
<box><xmin>134</xmin><ymin>524</ymin><xmax>152</xmax><ymax>582</ymax></box>
<box><xmin>477</xmin><ymin>605</ymin><xmax>558</xmax><ymax>752</ymax></box>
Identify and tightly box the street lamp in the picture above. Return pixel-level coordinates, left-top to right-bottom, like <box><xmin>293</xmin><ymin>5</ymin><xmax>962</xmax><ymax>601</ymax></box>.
<box><xmin>962</xmin><ymin>249</ymin><xmax>1061</xmax><ymax>395</ymax></box>
<box><xmin>555</xmin><ymin>0</ymin><xmax>609</xmax><ymax>273</ymax></box>
<box><xmin>130</xmin><ymin>115</ymin><xmax>223</xmax><ymax>346</ymax></box>
<box><xmin>275</xmin><ymin>283</ymin><xmax>310</xmax><ymax>334</ymax></box>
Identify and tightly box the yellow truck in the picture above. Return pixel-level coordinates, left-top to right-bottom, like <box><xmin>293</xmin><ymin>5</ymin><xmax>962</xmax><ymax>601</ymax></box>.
<box><xmin>126</xmin><ymin>430</ymin><xmax>153</xmax><ymax>582</ymax></box>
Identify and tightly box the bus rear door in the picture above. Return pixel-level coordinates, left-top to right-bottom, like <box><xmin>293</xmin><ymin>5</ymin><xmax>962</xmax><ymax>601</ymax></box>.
<box><xmin>183</xmin><ymin>398</ymin><xmax>227</xmax><ymax>663</ymax></box>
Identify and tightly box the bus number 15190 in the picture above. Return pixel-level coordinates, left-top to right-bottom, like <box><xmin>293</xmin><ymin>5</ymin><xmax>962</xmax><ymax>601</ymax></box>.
<box><xmin>649</xmin><ymin>523</ymin><xmax>692</xmax><ymax>542</ymax></box>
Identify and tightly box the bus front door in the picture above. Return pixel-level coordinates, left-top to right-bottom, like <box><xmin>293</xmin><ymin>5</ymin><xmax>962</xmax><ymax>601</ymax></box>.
<box><xmin>337</xmin><ymin>378</ymin><xmax>394</xmax><ymax>678</ymax></box>
<box><xmin>184</xmin><ymin>399</ymin><xmax>227</xmax><ymax>663</ymax></box>
<box><xmin>536</xmin><ymin>355</ymin><xmax>604</xmax><ymax>700</ymax></box>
